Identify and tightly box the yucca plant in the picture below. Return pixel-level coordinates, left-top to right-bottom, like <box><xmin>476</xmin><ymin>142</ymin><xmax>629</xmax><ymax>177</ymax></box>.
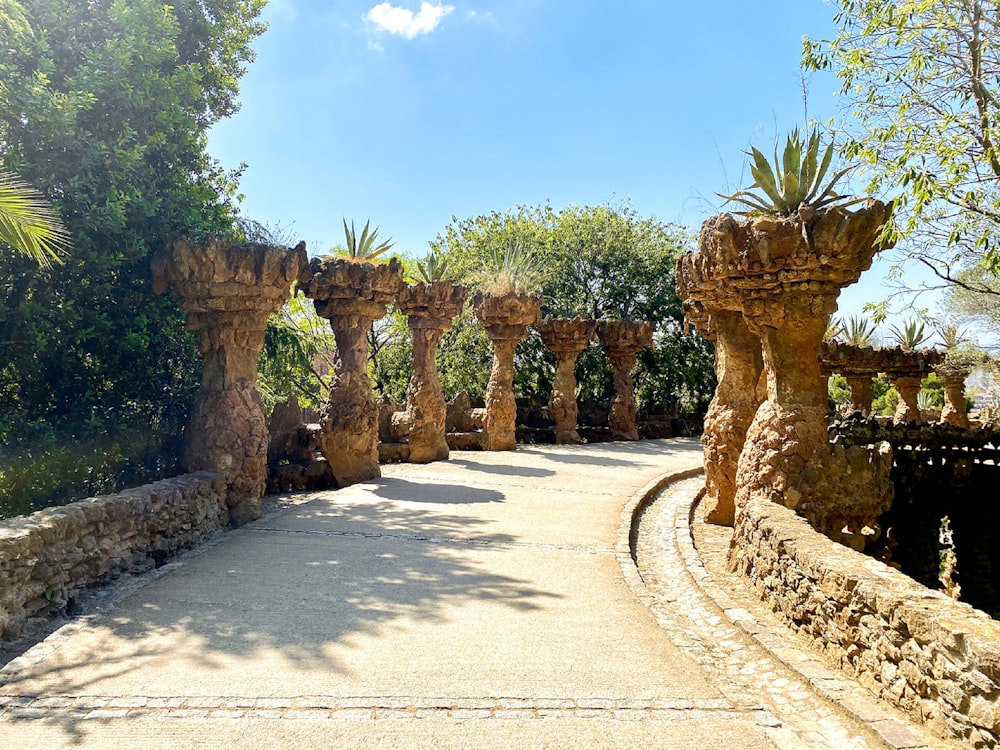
<box><xmin>838</xmin><ymin>315</ymin><xmax>879</xmax><ymax>348</ymax></box>
<box><xmin>889</xmin><ymin>319</ymin><xmax>930</xmax><ymax>352</ymax></box>
<box><xmin>474</xmin><ymin>240</ymin><xmax>549</xmax><ymax>297</ymax></box>
<box><xmin>0</xmin><ymin>170</ymin><xmax>70</xmax><ymax>268</ymax></box>
<box><xmin>342</xmin><ymin>218</ymin><xmax>392</xmax><ymax>261</ymax></box>
<box><xmin>415</xmin><ymin>250</ymin><xmax>450</xmax><ymax>283</ymax></box>
<box><xmin>718</xmin><ymin>128</ymin><xmax>862</xmax><ymax>216</ymax></box>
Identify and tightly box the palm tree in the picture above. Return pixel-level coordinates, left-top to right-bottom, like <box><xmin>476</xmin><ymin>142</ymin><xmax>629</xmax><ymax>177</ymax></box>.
<box><xmin>0</xmin><ymin>170</ymin><xmax>70</xmax><ymax>267</ymax></box>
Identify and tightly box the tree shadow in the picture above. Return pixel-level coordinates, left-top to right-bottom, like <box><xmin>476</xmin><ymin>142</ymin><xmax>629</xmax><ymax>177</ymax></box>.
<box><xmin>366</xmin><ymin>478</ymin><xmax>506</xmax><ymax>504</ymax></box>
<box><xmin>0</xmin><ymin>484</ymin><xmax>562</xmax><ymax>743</ymax></box>
<box><xmin>529</xmin><ymin>438</ymin><xmax>703</xmax><ymax>468</ymax></box>
<box><xmin>447</xmin><ymin>458</ymin><xmax>556</xmax><ymax>478</ymax></box>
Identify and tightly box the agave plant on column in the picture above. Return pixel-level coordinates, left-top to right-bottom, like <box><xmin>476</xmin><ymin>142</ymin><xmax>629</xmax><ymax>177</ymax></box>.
<box><xmin>397</xmin><ymin>251</ymin><xmax>468</xmax><ymax>463</ymax></box>
<box><xmin>690</xmin><ymin>128</ymin><xmax>896</xmax><ymax>537</ymax></box>
<box><xmin>301</xmin><ymin>220</ymin><xmax>403</xmax><ymax>485</ymax></box>
<box><xmin>471</xmin><ymin>241</ymin><xmax>545</xmax><ymax>451</ymax></box>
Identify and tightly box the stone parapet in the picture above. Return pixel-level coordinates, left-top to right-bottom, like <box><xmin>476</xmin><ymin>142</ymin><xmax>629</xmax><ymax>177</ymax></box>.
<box><xmin>731</xmin><ymin>495</ymin><xmax>1000</xmax><ymax>748</ymax></box>
<box><xmin>0</xmin><ymin>472</ymin><xmax>228</xmax><ymax>641</ymax></box>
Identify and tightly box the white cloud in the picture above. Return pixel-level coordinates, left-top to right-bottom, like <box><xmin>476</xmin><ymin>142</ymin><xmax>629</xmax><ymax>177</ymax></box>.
<box><xmin>365</xmin><ymin>2</ymin><xmax>455</xmax><ymax>39</ymax></box>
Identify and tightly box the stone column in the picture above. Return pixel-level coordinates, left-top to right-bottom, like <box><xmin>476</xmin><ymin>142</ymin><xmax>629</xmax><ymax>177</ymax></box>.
<box><xmin>939</xmin><ymin>372</ymin><xmax>971</xmax><ymax>428</ymax></box>
<box><xmin>681</xmin><ymin>302</ymin><xmax>764</xmax><ymax>526</ymax></box>
<box><xmin>690</xmin><ymin>203</ymin><xmax>894</xmax><ymax>536</ymax></box>
<box><xmin>472</xmin><ymin>292</ymin><xmax>543</xmax><ymax>451</ymax></box>
<box><xmin>844</xmin><ymin>374</ymin><xmax>874</xmax><ymax>414</ymax></box>
<box><xmin>535</xmin><ymin>318</ymin><xmax>597</xmax><ymax>444</ymax></box>
<box><xmin>302</xmin><ymin>257</ymin><xmax>403</xmax><ymax>485</ymax></box>
<box><xmin>152</xmin><ymin>238</ymin><xmax>309</xmax><ymax>526</ymax></box>
<box><xmin>597</xmin><ymin>320</ymin><xmax>653</xmax><ymax>441</ymax></box>
<box><xmin>397</xmin><ymin>281</ymin><xmax>467</xmax><ymax>463</ymax></box>
<box><xmin>891</xmin><ymin>375</ymin><xmax>923</xmax><ymax>424</ymax></box>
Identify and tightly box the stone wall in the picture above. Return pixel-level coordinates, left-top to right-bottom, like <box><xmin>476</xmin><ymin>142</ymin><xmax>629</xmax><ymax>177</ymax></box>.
<box><xmin>732</xmin><ymin>496</ymin><xmax>1000</xmax><ymax>747</ymax></box>
<box><xmin>831</xmin><ymin>419</ymin><xmax>1000</xmax><ymax>616</ymax></box>
<box><xmin>0</xmin><ymin>472</ymin><xmax>228</xmax><ymax>641</ymax></box>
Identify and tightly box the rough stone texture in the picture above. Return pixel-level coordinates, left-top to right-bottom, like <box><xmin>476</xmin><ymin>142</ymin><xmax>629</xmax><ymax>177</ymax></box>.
<box><xmin>939</xmin><ymin>371</ymin><xmax>973</xmax><ymax>429</ymax></box>
<box><xmin>534</xmin><ymin>318</ymin><xmax>597</xmax><ymax>444</ymax></box>
<box><xmin>301</xmin><ymin>257</ymin><xmax>404</xmax><ymax>485</ymax></box>
<box><xmin>397</xmin><ymin>281</ymin><xmax>467</xmax><ymax>463</ymax></box>
<box><xmin>892</xmin><ymin>375</ymin><xmax>924</xmax><ymax>425</ymax></box>
<box><xmin>820</xmin><ymin>341</ymin><xmax>944</xmax><ymax>423</ymax></box>
<box><xmin>471</xmin><ymin>292</ymin><xmax>542</xmax><ymax>451</ymax></box>
<box><xmin>0</xmin><ymin>472</ymin><xmax>227</xmax><ymax>640</ymax></box>
<box><xmin>680</xmin><ymin>203</ymin><xmax>894</xmax><ymax>536</ymax></box>
<box><xmin>265</xmin><ymin>397</ymin><xmax>334</xmax><ymax>493</ymax></box>
<box><xmin>680</xmin><ymin>301</ymin><xmax>764</xmax><ymax>527</ymax></box>
<box><xmin>152</xmin><ymin>238</ymin><xmax>309</xmax><ymax>525</ymax></box>
<box><xmin>596</xmin><ymin>320</ymin><xmax>654</xmax><ymax>442</ymax></box>
<box><xmin>832</xmin><ymin>418</ymin><xmax>1000</xmax><ymax>616</ymax></box>
<box><xmin>731</xmin><ymin>493</ymin><xmax>1000</xmax><ymax>748</ymax></box>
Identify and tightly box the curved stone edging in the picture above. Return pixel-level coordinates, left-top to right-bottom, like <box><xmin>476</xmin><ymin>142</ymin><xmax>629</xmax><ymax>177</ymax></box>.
<box><xmin>619</xmin><ymin>470</ymin><xmax>938</xmax><ymax>750</ymax></box>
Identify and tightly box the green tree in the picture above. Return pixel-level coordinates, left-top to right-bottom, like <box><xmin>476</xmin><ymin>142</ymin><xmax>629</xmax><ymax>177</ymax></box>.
<box><xmin>803</xmin><ymin>0</ymin><xmax>1000</xmax><ymax>293</ymax></box>
<box><xmin>0</xmin><ymin>0</ymin><xmax>265</xmax><ymax>514</ymax></box>
<box><xmin>422</xmin><ymin>201</ymin><xmax>715</xmax><ymax>414</ymax></box>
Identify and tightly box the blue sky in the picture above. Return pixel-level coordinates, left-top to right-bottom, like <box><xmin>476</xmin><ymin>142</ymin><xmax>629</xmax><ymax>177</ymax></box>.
<box><xmin>207</xmin><ymin>0</ymin><xmax>919</xmax><ymax>321</ymax></box>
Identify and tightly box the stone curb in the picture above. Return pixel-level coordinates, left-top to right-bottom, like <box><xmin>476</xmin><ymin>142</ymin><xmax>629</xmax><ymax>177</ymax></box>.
<box><xmin>617</xmin><ymin>469</ymin><xmax>933</xmax><ymax>750</ymax></box>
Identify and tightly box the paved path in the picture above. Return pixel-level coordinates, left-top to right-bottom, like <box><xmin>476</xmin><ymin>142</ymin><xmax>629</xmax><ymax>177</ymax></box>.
<box><xmin>0</xmin><ymin>439</ymin><xmax>939</xmax><ymax>749</ymax></box>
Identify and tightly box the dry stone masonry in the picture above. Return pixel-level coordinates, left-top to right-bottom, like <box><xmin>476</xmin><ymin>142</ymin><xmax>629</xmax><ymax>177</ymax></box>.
<box><xmin>680</xmin><ymin>203</ymin><xmax>895</xmax><ymax>538</ymax></box>
<box><xmin>472</xmin><ymin>291</ymin><xmax>542</xmax><ymax>451</ymax></box>
<box><xmin>676</xmin><ymin>294</ymin><xmax>764</xmax><ymax>527</ymax></box>
<box><xmin>535</xmin><ymin>318</ymin><xmax>597</xmax><ymax>444</ymax></box>
<box><xmin>302</xmin><ymin>256</ymin><xmax>404</xmax><ymax>485</ymax></box>
<box><xmin>596</xmin><ymin>320</ymin><xmax>653</xmax><ymax>442</ymax></box>
<box><xmin>397</xmin><ymin>280</ymin><xmax>468</xmax><ymax>462</ymax></box>
<box><xmin>0</xmin><ymin>472</ymin><xmax>228</xmax><ymax>641</ymax></box>
<box><xmin>152</xmin><ymin>238</ymin><xmax>309</xmax><ymax>525</ymax></box>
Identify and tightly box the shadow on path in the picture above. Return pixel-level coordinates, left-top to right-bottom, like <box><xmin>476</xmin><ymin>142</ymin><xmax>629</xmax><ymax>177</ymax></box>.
<box><xmin>2</xmin><ymin>485</ymin><xmax>562</xmax><ymax>744</ymax></box>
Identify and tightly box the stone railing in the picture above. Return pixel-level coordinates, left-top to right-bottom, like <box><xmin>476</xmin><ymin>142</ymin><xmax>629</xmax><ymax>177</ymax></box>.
<box><xmin>0</xmin><ymin>472</ymin><xmax>227</xmax><ymax>641</ymax></box>
<box><xmin>732</xmin><ymin>494</ymin><xmax>1000</xmax><ymax>747</ymax></box>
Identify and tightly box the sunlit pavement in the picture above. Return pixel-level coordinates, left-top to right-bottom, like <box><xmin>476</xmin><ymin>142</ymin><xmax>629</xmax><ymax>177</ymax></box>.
<box><xmin>0</xmin><ymin>439</ymin><xmax>937</xmax><ymax>749</ymax></box>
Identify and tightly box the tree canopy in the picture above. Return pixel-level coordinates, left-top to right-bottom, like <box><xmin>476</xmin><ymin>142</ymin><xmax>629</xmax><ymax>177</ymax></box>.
<box><xmin>0</xmin><ymin>0</ymin><xmax>265</xmax><ymax>516</ymax></box>
<box><xmin>408</xmin><ymin>201</ymin><xmax>716</xmax><ymax>414</ymax></box>
<box><xmin>803</xmin><ymin>0</ymin><xmax>1000</xmax><ymax>298</ymax></box>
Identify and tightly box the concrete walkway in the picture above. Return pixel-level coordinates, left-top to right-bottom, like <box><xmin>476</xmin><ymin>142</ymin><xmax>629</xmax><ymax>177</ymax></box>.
<box><xmin>0</xmin><ymin>439</ymin><xmax>935</xmax><ymax>748</ymax></box>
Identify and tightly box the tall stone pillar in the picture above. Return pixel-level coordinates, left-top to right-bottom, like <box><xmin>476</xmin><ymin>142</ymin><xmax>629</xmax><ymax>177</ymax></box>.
<box><xmin>689</xmin><ymin>203</ymin><xmax>894</xmax><ymax>536</ymax></box>
<box><xmin>397</xmin><ymin>281</ymin><xmax>467</xmax><ymax>463</ymax></box>
<box><xmin>472</xmin><ymin>292</ymin><xmax>542</xmax><ymax>451</ymax></box>
<box><xmin>939</xmin><ymin>372</ymin><xmax>972</xmax><ymax>428</ymax></box>
<box><xmin>597</xmin><ymin>320</ymin><xmax>653</xmax><ymax>441</ymax></box>
<box><xmin>679</xmin><ymin>300</ymin><xmax>764</xmax><ymax>527</ymax></box>
<box><xmin>535</xmin><ymin>318</ymin><xmax>597</xmax><ymax>444</ymax></box>
<box><xmin>891</xmin><ymin>375</ymin><xmax>923</xmax><ymax>424</ymax></box>
<box><xmin>302</xmin><ymin>257</ymin><xmax>404</xmax><ymax>485</ymax></box>
<box><xmin>152</xmin><ymin>238</ymin><xmax>309</xmax><ymax>526</ymax></box>
<box><xmin>844</xmin><ymin>374</ymin><xmax>874</xmax><ymax>414</ymax></box>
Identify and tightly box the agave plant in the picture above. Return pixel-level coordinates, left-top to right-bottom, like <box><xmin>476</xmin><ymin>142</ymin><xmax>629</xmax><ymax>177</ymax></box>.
<box><xmin>824</xmin><ymin>315</ymin><xmax>844</xmax><ymax>342</ymax></box>
<box><xmin>838</xmin><ymin>315</ymin><xmax>879</xmax><ymax>348</ymax></box>
<box><xmin>474</xmin><ymin>240</ymin><xmax>549</xmax><ymax>297</ymax></box>
<box><xmin>889</xmin><ymin>319</ymin><xmax>931</xmax><ymax>352</ymax></box>
<box><xmin>718</xmin><ymin>128</ymin><xmax>862</xmax><ymax>216</ymax></box>
<box><xmin>936</xmin><ymin>324</ymin><xmax>968</xmax><ymax>350</ymax></box>
<box><xmin>342</xmin><ymin>218</ymin><xmax>392</xmax><ymax>261</ymax></box>
<box><xmin>415</xmin><ymin>250</ymin><xmax>450</xmax><ymax>283</ymax></box>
